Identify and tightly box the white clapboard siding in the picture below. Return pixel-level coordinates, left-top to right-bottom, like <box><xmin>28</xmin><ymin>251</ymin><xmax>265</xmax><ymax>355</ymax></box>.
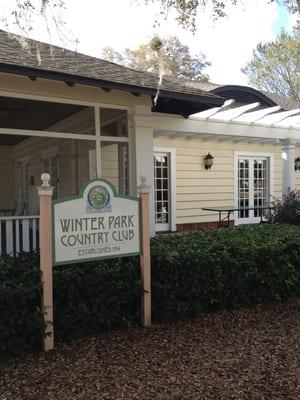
<box><xmin>154</xmin><ymin>137</ymin><xmax>283</xmax><ymax>225</ymax></box>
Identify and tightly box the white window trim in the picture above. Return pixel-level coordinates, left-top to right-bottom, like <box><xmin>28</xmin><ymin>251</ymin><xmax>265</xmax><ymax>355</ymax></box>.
<box><xmin>154</xmin><ymin>147</ymin><xmax>176</xmax><ymax>232</ymax></box>
<box><xmin>234</xmin><ymin>151</ymin><xmax>274</xmax><ymax>225</ymax></box>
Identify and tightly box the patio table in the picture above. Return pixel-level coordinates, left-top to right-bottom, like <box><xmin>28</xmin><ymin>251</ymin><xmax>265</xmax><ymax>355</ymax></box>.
<box><xmin>202</xmin><ymin>205</ymin><xmax>274</xmax><ymax>227</ymax></box>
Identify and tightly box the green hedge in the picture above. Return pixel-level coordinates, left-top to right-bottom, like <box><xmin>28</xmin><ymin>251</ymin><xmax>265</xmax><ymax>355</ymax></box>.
<box><xmin>151</xmin><ymin>224</ymin><xmax>300</xmax><ymax>320</ymax></box>
<box><xmin>54</xmin><ymin>259</ymin><xmax>140</xmax><ymax>342</ymax></box>
<box><xmin>1</xmin><ymin>224</ymin><xmax>300</xmax><ymax>359</ymax></box>
<box><xmin>0</xmin><ymin>253</ymin><xmax>44</xmax><ymax>358</ymax></box>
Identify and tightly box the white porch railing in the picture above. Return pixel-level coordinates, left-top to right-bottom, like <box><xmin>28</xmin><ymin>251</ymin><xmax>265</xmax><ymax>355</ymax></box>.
<box><xmin>0</xmin><ymin>215</ymin><xmax>40</xmax><ymax>256</ymax></box>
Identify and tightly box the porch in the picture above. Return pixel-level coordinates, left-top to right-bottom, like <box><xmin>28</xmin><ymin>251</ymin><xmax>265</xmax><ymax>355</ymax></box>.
<box><xmin>0</xmin><ymin>94</ymin><xmax>132</xmax><ymax>256</ymax></box>
<box><xmin>1</xmin><ymin>91</ymin><xmax>300</xmax><ymax>255</ymax></box>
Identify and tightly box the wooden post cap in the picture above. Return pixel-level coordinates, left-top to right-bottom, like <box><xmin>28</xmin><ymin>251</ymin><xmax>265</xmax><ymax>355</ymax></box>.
<box><xmin>38</xmin><ymin>173</ymin><xmax>54</xmax><ymax>196</ymax></box>
<box><xmin>137</xmin><ymin>175</ymin><xmax>151</xmax><ymax>194</ymax></box>
<box><xmin>41</xmin><ymin>173</ymin><xmax>51</xmax><ymax>187</ymax></box>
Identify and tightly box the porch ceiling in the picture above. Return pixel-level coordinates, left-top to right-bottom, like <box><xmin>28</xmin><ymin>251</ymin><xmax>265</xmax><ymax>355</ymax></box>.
<box><xmin>0</xmin><ymin>96</ymin><xmax>83</xmax><ymax>145</ymax></box>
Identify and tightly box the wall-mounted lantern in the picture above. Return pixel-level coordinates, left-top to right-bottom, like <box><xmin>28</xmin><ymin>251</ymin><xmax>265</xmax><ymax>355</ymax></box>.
<box><xmin>295</xmin><ymin>156</ymin><xmax>300</xmax><ymax>171</ymax></box>
<box><xmin>204</xmin><ymin>152</ymin><xmax>214</xmax><ymax>170</ymax></box>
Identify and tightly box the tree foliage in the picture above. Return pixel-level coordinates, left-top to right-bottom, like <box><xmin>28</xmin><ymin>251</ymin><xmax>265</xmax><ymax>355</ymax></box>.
<box><xmin>2</xmin><ymin>0</ymin><xmax>76</xmax><ymax>46</ymax></box>
<box><xmin>102</xmin><ymin>36</ymin><xmax>210</xmax><ymax>81</ymax></box>
<box><xmin>5</xmin><ymin>1</ymin><xmax>299</xmax><ymax>37</ymax></box>
<box><xmin>242</xmin><ymin>28</ymin><xmax>300</xmax><ymax>103</ymax></box>
<box><xmin>143</xmin><ymin>0</ymin><xmax>299</xmax><ymax>32</ymax></box>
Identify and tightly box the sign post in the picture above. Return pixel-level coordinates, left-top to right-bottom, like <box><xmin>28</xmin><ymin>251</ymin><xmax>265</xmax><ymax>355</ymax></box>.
<box><xmin>37</xmin><ymin>173</ymin><xmax>54</xmax><ymax>351</ymax></box>
<box><xmin>137</xmin><ymin>176</ymin><xmax>151</xmax><ymax>327</ymax></box>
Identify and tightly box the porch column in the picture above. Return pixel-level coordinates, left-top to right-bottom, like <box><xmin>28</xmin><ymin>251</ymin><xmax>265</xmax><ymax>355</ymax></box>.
<box><xmin>128</xmin><ymin>106</ymin><xmax>155</xmax><ymax>236</ymax></box>
<box><xmin>281</xmin><ymin>141</ymin><xmax>295</xmax><ymax>195</ymax></box>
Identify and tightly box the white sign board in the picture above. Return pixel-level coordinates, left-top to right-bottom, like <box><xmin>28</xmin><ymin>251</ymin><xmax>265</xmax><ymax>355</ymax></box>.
<box><xmin>53</xmin><ymin>179</ymin><xmax>140</xmax><ymax>265</ymax></box>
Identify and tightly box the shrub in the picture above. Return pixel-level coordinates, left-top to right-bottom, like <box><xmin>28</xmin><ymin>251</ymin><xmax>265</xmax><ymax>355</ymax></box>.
<box><xmin>0</xmin><ymin>252</ymin><xmax>43</xmax><ymax>359</ymax></box>
<box><xmin>271</xmin><ymin>190</ymin><xmax>300</xmax><ymax>225</ymax></box>
<box><xmin>151</xmin><ymin>224</ymin><xmax>300</xmax><ymax>321</ymax></box>
<box><xmin>1</xmin><ymin>224</ymin><xmax>300</xmax><ymax>359</ymax></box>
<box><xmin>53</xmin><ymin>258</ymin><xmax>140</xmax><ymax>342</ymax></box>
<box><xmin>0</xmin><ymin>254</ymin><xmax>140</xmax><ymax>359</ymax></box>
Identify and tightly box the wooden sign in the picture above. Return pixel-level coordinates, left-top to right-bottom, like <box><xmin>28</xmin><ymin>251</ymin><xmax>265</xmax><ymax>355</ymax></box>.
<box><xmin>52</xmin><ymin>179</ymin><xmax>140</xmax><ymax>265</ymax></box>
<box><xmin>38</xmin><ymin>175</ymin><xmax>151</xmax><ymax>352</ymax></box>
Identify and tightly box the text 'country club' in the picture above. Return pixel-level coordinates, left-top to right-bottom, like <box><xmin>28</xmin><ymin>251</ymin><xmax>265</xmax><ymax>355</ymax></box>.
<box><xmin>58</xmin><ymin>215</ymin><xmax>136</xmax><ymax>247</ymax></box>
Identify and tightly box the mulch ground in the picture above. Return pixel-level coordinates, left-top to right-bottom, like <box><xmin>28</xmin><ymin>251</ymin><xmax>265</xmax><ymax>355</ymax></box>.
<box><xmin>1</xmin><ymin>299</ymin><xmax>299</xmax><ymax>400</ymax></box>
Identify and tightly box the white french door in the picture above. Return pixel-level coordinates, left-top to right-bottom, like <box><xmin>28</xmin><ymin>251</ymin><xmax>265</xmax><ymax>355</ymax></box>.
<box><xmin>154</xmin><ymin>151</ymin><xmax>175</xmax><ymax>232</ymax></box>
<box><xmin>236</xmin><ymin>156</ymin><xmax>271</xmax><ymax>224</ymax></box>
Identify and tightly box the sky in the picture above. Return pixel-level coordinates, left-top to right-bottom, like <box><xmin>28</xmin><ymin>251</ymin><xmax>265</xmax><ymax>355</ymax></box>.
<box><xmin>0</xmin><ymin>0</ymin><xmax>297</xmax><ymax>86</ymax></box>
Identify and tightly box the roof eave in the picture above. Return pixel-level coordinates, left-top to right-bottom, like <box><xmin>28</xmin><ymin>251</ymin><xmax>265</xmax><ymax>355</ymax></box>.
<box><xmin>0</xmin><ymin>63</ymin><xmax>224</xmax><ymax>107</ymax></box>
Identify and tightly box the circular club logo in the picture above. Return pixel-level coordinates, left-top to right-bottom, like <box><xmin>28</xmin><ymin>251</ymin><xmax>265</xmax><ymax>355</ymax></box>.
<box><xmin>87</xmin><ymin>185</ymin><xmax>110</xmax><ymax>211</ymax></box>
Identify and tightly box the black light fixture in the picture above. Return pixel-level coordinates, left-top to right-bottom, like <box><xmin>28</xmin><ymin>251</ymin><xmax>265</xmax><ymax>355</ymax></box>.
<box><xmin>295</xmin><ymin>156</ymin><xmax>300</xmax><ymax>171</ymax></box>
<box><xmin>204</xmin><ymin>152</ymin><xmax>214</xmax><ymax>170</ymax></box>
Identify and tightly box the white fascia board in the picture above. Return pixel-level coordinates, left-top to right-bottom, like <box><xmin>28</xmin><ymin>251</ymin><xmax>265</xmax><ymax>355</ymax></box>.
<box><xmin>136</xmin><ymin>114</ymin><xmax>300</xmax><ymax>141</ymax></box>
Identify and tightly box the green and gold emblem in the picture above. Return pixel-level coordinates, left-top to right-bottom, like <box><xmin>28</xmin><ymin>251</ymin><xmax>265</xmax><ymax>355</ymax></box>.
<box><xmin>87</xmin><ymin>185</ymin><xmax>110</xmax><ymax>211</ymax></box>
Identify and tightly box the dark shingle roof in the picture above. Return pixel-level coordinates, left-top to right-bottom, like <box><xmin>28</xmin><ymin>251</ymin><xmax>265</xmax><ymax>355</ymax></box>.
<box><xmin>0</xmin><ymin>30</ymin><xmax>223</xmax><ymax>113</ymax></box>
<box><xmin>262</xmin><ymin>92</ymin><xmax>299</xmax><ymax>111</ymax></box>
<box><xmin>183</xmin><ymin>81</ymin><xmax>299</xmax><ymax>111</ymax></box>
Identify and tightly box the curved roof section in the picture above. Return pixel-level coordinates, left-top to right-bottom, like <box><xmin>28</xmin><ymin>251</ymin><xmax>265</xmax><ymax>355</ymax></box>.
<box><xmin>184</xmin><ymin>81</ymin><xmax>299</xmax><ymax>111</ymax></box>
<box><xmin>0</xmin><ymin>30</ymin><xmax>223</xmax><ymax>115</ymax></box>
<box><xmin>210</xmin><ymin>85</ymin><xmax>277</xmax><ymax>107</ymax></box>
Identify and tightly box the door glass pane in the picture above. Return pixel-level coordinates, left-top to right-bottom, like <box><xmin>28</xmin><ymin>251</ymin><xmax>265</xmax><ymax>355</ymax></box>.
<box><xmin>254</xmin><ymin>159</ymin><xmax>268</xmax><ymax>217</ymax></box>
<box><xmin>238</xmin><ymin>157</ymin><xmax>269</xmax><ymax>221</ymax></box>
<box><xmin>154</xmin><ymin>153</ymin><xmax>169</xmax><ymax>227</ymax></box>
<box><xmin>238</xmin><ymin>159</ymin><xmax>249</xmax><ymax>218</ymax></box>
